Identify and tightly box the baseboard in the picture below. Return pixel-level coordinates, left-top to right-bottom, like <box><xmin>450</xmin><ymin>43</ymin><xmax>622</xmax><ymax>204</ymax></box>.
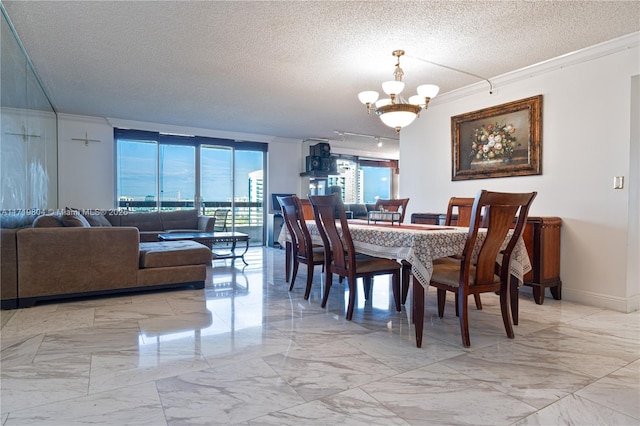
<box><xmin>561</xmin><ymin>288</ymin><xmax>638</xmax><ymax>313</ymax></box>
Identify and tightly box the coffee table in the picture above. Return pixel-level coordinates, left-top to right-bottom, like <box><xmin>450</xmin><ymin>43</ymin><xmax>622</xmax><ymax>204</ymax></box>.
<box><xmin>367</xmin><ymin>210</ymin><xmax>401</xmax><ymax>225</ymax></box>
<box><xmin>158</xmin><ymin>232</ymin><xmax>250</xmax><ymax>265</ymax></box>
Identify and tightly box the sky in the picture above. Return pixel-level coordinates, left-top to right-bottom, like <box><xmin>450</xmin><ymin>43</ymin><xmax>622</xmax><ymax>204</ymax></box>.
<box><xmin>118</xmin><ymin>141</ymin><xmax>263</xmax><ymax>201</ymax></box>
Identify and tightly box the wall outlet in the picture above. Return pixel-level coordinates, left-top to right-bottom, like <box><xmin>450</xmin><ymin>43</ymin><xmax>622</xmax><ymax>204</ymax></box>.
<box><xmin>613</xmin><ymin>176</ymin><xmax>624</xmax><ymax>189</ymax></box>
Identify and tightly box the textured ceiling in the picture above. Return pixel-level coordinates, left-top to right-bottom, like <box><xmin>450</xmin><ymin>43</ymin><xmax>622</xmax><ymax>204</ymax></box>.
<box><xmin>3</xmin><ymin>1</ymin><xmax>639</xmax><ymax>143</ymax></box>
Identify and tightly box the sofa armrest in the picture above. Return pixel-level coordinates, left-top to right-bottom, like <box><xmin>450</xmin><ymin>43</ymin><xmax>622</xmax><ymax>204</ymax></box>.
<box><xmin>198</xmin><ymin>215</ymin><xmax>216</xmax><ymax>233</ymax></box>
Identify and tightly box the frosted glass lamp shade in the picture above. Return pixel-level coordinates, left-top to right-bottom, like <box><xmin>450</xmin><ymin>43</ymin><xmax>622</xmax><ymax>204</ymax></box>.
<box><xmin>358</xmin><ymin>91</ymin><xmax>379</xmax><ymax>105</ymax></box>
<box><xmin>376</xmin><ymin>102</ymin><xmax>422</xmax><ymax>131</ymax></box>
<box><xmin>379</xmin><ymin>110</ymin><xmax>418</xmax><ymax>129</ymax></box>
<box><xmin>375</xmin><ymin>98</ymin><xmax>392</xmax><ymax>108</ymax></box>
<box><xmin>382</xmin><ymin>80</ymin><xmax>405</xmax><ymax>96</ymax></box>
<box><xmin>417</xmin><ymin>84</ymin><xmax>440</xmax><ymax>99</ymax></box>
<box><xmin>408</xmin><ymin>95</ymin><xmax>424</xmax><ymax>107</ymax></box>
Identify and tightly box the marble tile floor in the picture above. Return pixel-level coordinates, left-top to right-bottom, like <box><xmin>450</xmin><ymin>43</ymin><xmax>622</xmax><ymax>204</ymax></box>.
<box><xmin>1</xmin><ymin>247</ymin><xmax>639</xmax><ymax>425</ymax></box>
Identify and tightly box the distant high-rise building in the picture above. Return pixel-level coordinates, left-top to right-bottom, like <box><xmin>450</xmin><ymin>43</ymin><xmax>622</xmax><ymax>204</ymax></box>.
<box><xmin>248</xmin><ymin>170</ymin><xmax>263</xmax><ymax>203</ymax></box>
<box><xmin>329</xmin><ymin>159</ymin><xmax>364</xmax><ymax>203</ymax></box>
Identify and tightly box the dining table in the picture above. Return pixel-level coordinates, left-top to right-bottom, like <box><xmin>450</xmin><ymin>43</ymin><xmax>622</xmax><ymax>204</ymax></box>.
<box><xmin>278</xmin><ymin>219</ymin><xmax>532</xmax><ymax>347</ymax></box>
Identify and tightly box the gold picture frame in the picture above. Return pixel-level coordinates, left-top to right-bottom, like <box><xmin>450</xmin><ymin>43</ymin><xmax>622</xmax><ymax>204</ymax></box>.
<box><xmin>451</xmin><ymin>95</ymin><xmax>542</xmax><ymax>181</ymax></box>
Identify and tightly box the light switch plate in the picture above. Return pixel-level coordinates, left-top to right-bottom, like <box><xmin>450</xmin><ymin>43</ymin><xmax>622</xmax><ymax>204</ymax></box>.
<box><xmin>614</xmin><ymin>176</ymin><xmax>624</xmax><ymax>189</ymax></box>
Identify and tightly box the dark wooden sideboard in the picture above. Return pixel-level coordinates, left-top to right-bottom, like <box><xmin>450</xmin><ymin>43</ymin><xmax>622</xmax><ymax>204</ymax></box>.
<box><xmin>411</xmin><ymin>213</ymin><xmax>562</xmax><ymax>304</ymax></box>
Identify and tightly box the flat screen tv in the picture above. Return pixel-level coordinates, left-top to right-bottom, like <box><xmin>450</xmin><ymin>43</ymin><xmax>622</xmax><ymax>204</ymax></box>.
<box><xmin>270</xmin><ymin>193</ymin><xmax>295</xmax><ymax>214</ymax></box>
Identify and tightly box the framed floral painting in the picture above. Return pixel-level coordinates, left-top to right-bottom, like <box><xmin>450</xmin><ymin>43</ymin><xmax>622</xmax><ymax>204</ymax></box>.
<box><xmin>451</xmin><ymin>95</ymin><xmax>542</xmax><ymax>181</ymax></box>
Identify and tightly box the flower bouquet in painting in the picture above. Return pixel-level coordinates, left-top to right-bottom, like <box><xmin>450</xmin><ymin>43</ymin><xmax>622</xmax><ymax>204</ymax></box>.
<box><xmin>469</xmin><ymin>122</ymin><xmax>518</xmax><ymax>167</ymax></box>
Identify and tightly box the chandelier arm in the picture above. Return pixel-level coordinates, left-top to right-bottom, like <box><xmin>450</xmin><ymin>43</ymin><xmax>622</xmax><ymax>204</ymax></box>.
<box><xmin>406</xmin><ymin>55</ymin><xmax>494</xmax><ymax>95</ymax></box>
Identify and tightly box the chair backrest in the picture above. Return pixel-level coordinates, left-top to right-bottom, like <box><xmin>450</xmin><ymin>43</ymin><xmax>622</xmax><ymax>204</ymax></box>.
<box><xmin>444</xmin><ymin>197</ymin><xmax>475</xmax><ymax>226</ymax></box>
<box><xmin>374</xmin><ymin>198</ymin><xmax>410</xmax><ymax>223</ymax></box>
<box><xmin>279</xmin><ymin>195</ymin><xmax>315</xmax><ymax>258</ymax></box>
<box><xmin>213</xmin><ymin>209</ymin><xmax>230</xmax><ymax>231</ymax></box>
<box><xmin>461</xmin><ymin>190</ymin><xmax>537</xmax><ymax>286</ymax></box>
<box><xmin>298</xmin><ymin>198</ymin><xmax>315</xmax><ymax>220</ymax></box>
<box><xmin>309</xmin><ymin>194</ymin><xmax>354</xmax><ymax>274</ymax></box>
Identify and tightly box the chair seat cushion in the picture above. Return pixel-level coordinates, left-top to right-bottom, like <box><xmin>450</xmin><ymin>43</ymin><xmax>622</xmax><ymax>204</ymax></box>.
<box><xmin>310</xmin><ymin>247</ymin><xmax>325</xmax><ymax>262</ymax></box>
<box><xmin>353</xmin><ymin>253</ymin><xmax>401</xmax><ymax>274</ymax></box>
<box><xmin>431</xmin><ymin>258</ymin><xmax>499</xmax><ymax>287</ymax></box>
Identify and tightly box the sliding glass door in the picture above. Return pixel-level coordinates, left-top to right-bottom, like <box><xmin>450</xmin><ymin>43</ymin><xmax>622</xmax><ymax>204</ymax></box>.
<box><xmin>117</xmin><ymin>139</ymin><xmax>158</xmax><ymax>211</ymax></box>
<box><xmin>200</xmin><ymin>145</ymin><xmax>233</xmax><ymax>230</ymax></box>
<box><xmin>159</xmin><ymin>144</ymin><xmax>195</xmax><ymax>210</ymax></box>
<box><xmin>200</xmin><ymin>145</ymin><xmax>265</xmax><ymax>244</ymax></box>
<box><xmin>116</xmin><ymin>129</ymin><xmax>266</xmax><ymax>245</ymax></box>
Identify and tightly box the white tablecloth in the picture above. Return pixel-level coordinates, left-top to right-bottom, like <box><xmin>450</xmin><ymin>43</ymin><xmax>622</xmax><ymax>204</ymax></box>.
<box><xmin>278</xmin><ymin>220</ymin><xmax>531</xmax><ymax>287</ymax></box>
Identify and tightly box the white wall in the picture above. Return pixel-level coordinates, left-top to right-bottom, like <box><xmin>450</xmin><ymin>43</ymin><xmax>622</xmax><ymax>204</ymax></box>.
<box><xmin>57</xmin><ymin>114</ymin><xmax>115</xmax><ymax>209</ymax></box>
<box><xmin>401</xmin><ymin>34</ymin><xmax>640</xmax><ymax>312</ymax></box>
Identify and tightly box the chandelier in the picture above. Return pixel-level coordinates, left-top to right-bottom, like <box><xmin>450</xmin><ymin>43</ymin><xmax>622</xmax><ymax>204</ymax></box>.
<box><xmin>358</xmin><ymin>50</ymin><xmax>439</xmax><ymax>133</ymax></box>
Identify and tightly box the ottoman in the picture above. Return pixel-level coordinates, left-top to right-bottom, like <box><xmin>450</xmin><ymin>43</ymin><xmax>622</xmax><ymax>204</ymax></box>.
<box><xmin>137</xmin><ymin>240</ymin><xmax>212</xmax><ymax>288</ymax></box>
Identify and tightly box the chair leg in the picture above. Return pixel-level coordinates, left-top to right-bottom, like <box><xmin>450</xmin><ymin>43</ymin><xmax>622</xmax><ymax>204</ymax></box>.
<box><xmin>362</xmin><ymin>277</ymin><xmax>372</xmax><ymax>300</ymax></box>
<box><xmin>303</xmin><ymin>262</ymin><xmax>314</xmax><ymax>300</ymax></box>
<box><xmin>500</xmin><ymin>285</ymin><xmax>515</xmax><ymax>339</ymax></box>
<box><xmin>510</xmin><ymin>275</ymin><xmax>519</xmax><ymax>325</ymax></box>
<box><xmin>437</xmin><ymin>289</ymin><xmax>446</xmax><ymax>318</ymax></box>
<box><xmin>321</xmin><ymin>269</ymin><xmax>333</xmax><ymax>308</ymax></box>
<box><xmin>346</xmin><ymin>277</ymin><xmax>357</xmax><ymax>320</ymax></box>
<box><xmin>458</xmin><ymin>288</ymin><xmax>471</xmax><ymax>347</ymax></box>
<box><xmin>413</xmin><ymin>277</ymin><xmax>425</xmax><ymax>348</ymax></box>
<box><xmin>401</xmin><ymin>262</ymin><xmax>411</xmax><ymax>305</ymax></box>
<box><xmin>392</xmin><ymin>271</ymin><xmax>401</xmax><ymax>311</ymax></box>
<box><xmin>474</xmin><ymin>294</ymin><xmax>483</xmax><ymax>310</ymax></box>
<box><xmin>285</xmin><ymin>241</ymin><xmax>292</xmax><ymax>283</ymax></box>
<box><xmin>454</xmin><ymin>293</ymin><xmax>459</xmax><ymax>317</ymax></box>
<box><xmin>289</xmin><ymin>260</ymin><xmax>299</xmax><ymax>292</ymax></box>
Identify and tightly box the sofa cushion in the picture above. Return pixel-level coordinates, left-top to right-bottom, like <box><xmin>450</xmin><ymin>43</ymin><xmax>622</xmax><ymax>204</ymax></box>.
<box><xmin>82</xmin><ymin>210</ymin><xmax>112</xmax><ymax>227</ymax></box>
<box><xmin>62</xmin><ymin>208</ymin><xmax>91</xmax><ymax>227</ymax></box>
<box><xmin>0</xmin><ymin>212</ymin><xmax>37</xmax><ymax>229</ymax></box>
<box><xmin>139</xmin><ymin>240</ymin><xmax>212</xmax><ymax>268</ymax></box>
<box><xmin>160</xmin><ymin>209</ymin><xmax>198</xmax><ymax>231</ymax></box>
<box><xmin>33</xmin><ymin>214</ymin><xmax>64</xmax><ymax>228</ymax></box>
<box><xmin>119</xmin><ymin>212</ymin><xmax>163</xmax><ymax>231</ymax></box>
<box><xmin>139</xmin><ymin>231</ymin><xmax>161</xmax><ymax>243</ymax></box>
<box><xmin>347</xmin><ymin>203</ymin><xmax>368</xmax><ymax>219</ymax></box>
<box><xmin>105</xmin><ymin>212</ymin><xmax>122</xmax><ymax>226</ymax></box>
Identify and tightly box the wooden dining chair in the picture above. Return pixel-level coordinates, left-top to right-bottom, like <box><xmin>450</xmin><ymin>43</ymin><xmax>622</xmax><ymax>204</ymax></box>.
<box><xmin>442</xmin><ymin>197</ymin><xmax>484</xmax><ymax>311</ymax></box>
<box><xmin>413</xmin><ymin>190</ymin><xmax>536</xmax><ymax>347</ymax></box>
<box><xmin>374</xmin><ymin>198</ymin><xmax>410</xmax><ymax>223</ymax></box>
<box><xmin>401</xmin><ymin>197</ymin><xmax>482</xmax><ymax>307</ymax></box>
<box><xmin>309</xmin><ymin>194</ymin><xmax>402</xmax><ymax>320</ymax></box>
<box><xmin>444</xmin><ymin>197</ymin><xmax>475</xmax><ymax>227</ymax></box>
<box><xmin>279</xmin><ymin>196</ymin><xmax>325</xmax><ymax>300</ymax></box>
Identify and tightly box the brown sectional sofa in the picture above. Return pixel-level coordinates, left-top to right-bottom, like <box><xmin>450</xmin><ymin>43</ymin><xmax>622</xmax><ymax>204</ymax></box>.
<box><xmin>104</xmin><ymin>209</ymin><xmax>215</xmax><ymax>242</ymax></box>
<box><xmin>1</xmin><ymin>209</ymin><xmax>215</xmax><ymax>309</ymax></box>
<box><xmin>343</xmin><ymin>203</ymin><xmax>376</xmax><ymax>220</ymax></box>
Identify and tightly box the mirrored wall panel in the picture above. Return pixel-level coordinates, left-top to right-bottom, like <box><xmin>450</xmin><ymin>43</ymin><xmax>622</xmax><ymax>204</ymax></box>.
<box><xmin>1</xmin><ymin>6</ymin><xmax>57</xmax><ymax>210</ymax></box>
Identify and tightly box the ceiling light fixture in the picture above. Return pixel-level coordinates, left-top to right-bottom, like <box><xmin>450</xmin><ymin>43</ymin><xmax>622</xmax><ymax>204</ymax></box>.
<box><xmin>358</xmin><ymin>50</ymin><xmax>439</xmax><ymax>133</ymax></box>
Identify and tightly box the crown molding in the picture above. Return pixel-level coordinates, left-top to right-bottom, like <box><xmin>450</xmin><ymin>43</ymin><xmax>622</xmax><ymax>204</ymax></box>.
<box><xmin>431</xmin><ymin>32</ymin><xmax>640</xmax><ymax>106</ymax></box>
